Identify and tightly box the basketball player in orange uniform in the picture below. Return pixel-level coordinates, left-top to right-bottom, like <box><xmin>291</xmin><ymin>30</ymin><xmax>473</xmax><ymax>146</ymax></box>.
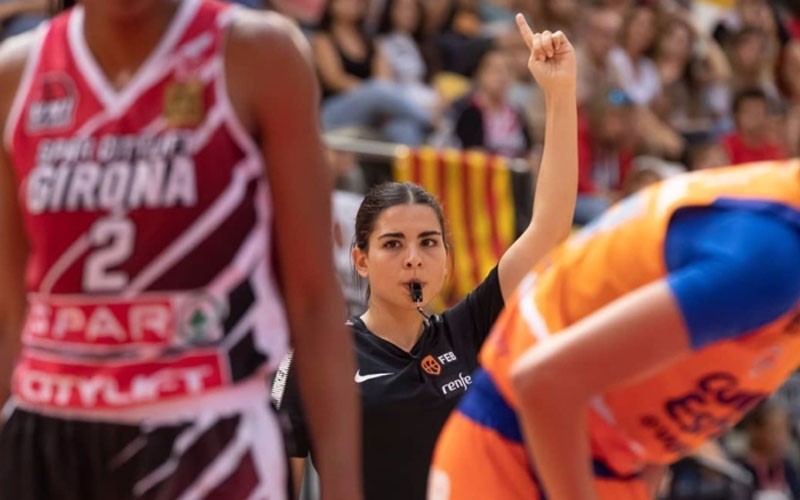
<box><xmin>431</xmin><ymin>155</ymin><xmax>800</xmax><ymax>500</ymax></box>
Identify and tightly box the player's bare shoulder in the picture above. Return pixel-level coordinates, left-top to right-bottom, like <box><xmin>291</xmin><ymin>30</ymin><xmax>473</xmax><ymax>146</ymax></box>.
<box><xmin>224</xmin><ymin>9</ymin><xmax>317</xmax><ymax>136</ymax></box>
<box><xmin>227</xmin><ymin>8</ymin><xmax>312</xmax><ymax>66</ymax></box>
<box><xmin>0</xmin><ymin>30</ymin><xmax>40</xmax><ymax>123</ymax></box>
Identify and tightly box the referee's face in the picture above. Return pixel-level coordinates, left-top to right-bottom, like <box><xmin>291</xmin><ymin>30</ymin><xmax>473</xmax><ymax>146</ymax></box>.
<box><xmin>354</xmin><ymin>204</ymin><xmax>447</xmax><ymax>310</ymax></box>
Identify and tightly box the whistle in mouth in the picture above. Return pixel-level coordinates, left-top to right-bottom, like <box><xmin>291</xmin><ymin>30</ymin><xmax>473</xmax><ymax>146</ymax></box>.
<box><xmin>410</xmin><ymin>282</ymin><xmax>423</xmax><ymax>303</ymax></box>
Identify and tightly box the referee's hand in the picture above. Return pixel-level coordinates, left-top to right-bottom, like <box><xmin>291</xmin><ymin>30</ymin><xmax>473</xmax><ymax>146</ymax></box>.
<box><xmin>515</xmin><ymin>13</ymin><xmax>576</xmax><ymax>96</ymax></box>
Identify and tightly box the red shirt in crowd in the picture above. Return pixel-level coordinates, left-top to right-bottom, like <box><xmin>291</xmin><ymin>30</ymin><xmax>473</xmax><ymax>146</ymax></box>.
<box><xmin>721</xmin><ymin>133</ymin><xmax>787</xmax><ymax>165</ymax></box>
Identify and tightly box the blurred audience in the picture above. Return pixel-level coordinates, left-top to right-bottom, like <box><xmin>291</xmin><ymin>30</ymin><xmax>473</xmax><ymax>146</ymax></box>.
<box><xmin>652</xmin><ymin>9</ymin><xmax>731</xmax><ymax>139</ymax></box>
<box><xmin>312</xmin><ymin>0</ymin><xmax>432</xmax><ymax>144</ymax></box>
<box><xmin>738</xmin><ymin>398</ymin><xmax>800</xmax><ymax>500</ymax></box>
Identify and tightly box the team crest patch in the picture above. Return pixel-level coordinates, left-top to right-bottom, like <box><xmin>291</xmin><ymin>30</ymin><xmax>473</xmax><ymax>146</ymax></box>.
<box><xmin>26</xmin><ymin>72</ymin><xmax>77</xmax><ymax>132</ymax></box>
<box><xmin>421</xmin><ymin>355</ymin><xmax>442</xmax><ymax>376</ymax></box>
<box><xmin>177</xmin><ymin>293</ymin><xmax>228</xmax><ymax>346</ymax></box>
<box><xmin>164</xmin><ymin>79</ymin><xmax>205</xmax><ymax>127</ymax></box>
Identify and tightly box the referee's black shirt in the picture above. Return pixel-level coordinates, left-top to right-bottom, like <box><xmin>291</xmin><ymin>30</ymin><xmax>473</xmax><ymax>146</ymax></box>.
<box><xmin>274</xmin><ymin>267</ymin><xmax>504</xmax><ymax>500</ymax></box>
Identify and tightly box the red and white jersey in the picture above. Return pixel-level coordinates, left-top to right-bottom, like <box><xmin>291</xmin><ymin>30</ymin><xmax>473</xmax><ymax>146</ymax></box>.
<box><xmin>4</xmin><ymin>0</ymin><xmax>289</xmax><ymax>420</ymax></box>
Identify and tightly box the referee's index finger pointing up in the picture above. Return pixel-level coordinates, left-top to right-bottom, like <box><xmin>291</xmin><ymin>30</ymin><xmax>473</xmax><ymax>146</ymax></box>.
<box><xmin>515</xmin><ymin>13</ymin><xmax>534</xmax><ymax>51</ymax></box>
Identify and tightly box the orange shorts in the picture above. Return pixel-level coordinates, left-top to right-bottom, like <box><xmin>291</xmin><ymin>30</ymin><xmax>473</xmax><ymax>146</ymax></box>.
<box><xmin>429</xmin><ymin>370</ymin><xmax>651</xmax><ymax>500</ymax></box>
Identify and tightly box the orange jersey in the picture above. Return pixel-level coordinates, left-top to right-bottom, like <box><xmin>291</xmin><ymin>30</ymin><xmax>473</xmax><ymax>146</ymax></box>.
<box><xmin>480</xmin><ymin>161</ymin><xmax>800</xmax><ymax>474</ymax></box>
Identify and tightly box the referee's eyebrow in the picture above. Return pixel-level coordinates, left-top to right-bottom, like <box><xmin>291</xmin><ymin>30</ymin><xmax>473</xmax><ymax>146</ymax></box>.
<box><xmin>378</xmin><ymin>230</ymin><xmax>442</xmax><ymax>239</ymax></box>
<box><xmin>378</xmin><ymin>232</ymin><xmax>406</xmax><ymax>239</ymax></box>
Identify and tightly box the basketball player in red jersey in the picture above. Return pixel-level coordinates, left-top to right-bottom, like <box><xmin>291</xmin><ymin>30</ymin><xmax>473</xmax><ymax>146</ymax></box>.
<box><xmin>0</xmin><ymin>1</ymin><xmax>361</xmax><ymax>499</ymax></box>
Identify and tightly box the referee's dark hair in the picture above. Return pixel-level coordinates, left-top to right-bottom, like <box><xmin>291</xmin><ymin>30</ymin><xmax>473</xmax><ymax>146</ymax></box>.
<box><xmin>354</xmin><ymin>182</ymin><xmax>448</xmax><ymax>252</ymax></box>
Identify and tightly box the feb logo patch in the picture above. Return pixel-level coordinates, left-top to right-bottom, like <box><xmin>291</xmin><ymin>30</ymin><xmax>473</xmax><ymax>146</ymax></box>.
<box><xmin>421</xmin><ymin>355</ymin><xmax>442</xmax><ymax>376</ymax></box>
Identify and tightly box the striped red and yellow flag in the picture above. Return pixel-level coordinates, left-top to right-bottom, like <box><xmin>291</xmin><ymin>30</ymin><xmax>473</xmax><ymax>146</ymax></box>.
<box><xmin>393</xmin><ymin>146</ymin><xmax>515</xmax><ymax>307</ymax></box>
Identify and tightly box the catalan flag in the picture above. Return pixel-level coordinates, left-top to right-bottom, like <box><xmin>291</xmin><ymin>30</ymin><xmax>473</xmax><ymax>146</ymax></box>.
<box><xmin>393</xmin><ymin>146</ymin><xmax>516</xmax><ymax>307</ymax></box>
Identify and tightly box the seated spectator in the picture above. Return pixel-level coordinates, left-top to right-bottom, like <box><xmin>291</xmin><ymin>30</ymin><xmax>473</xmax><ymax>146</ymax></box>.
<box><xmin>575</xmin><ymin>87</ymin><xmax>636</xmax><ymax>225</ymax></box>
<box><xmin>429</xmin><ymin>0</ymin><xmax>520</xmax><ymax>77</ymax></box>
<box><xmin>652</xmin><ymin>10</ymin><xmax>731</xmax><ymax>139</ymax></box>
<box><xmin>721</xmin><ymin>88</ymin><xmax>787</xmax><ymax>164</ymax></box>
<box><xmin>608</xmin><ymin>4</ymin><xmax>661</xmax><ymax>106</ymax></box>
<box><xmin>574</xmin><ymin>5</ymin><xmax>623</xmax><ymax>106</ymax></box>
<box><xmin>312</xmin><ymin>0</ymin><xmax>432</xmax><ymax>145</ymax></box>
<box><xmin>608</xmin><ymin>4</ymin><xmax>686</xmax><ymax>160</ymax></box>
<box><xmin>451</xmin><ymin>48</ymin><xmax>533</xmax><ymax>160</ymax></box>
<box><xmin>376</xmin><ymin>0</ymin><xmax>441</xmax><ymax>116</ymax></box>
<box><xmin>738</xmin><ymin>398</ymin><xmax>800</xmax><ymax>500</ymax></box>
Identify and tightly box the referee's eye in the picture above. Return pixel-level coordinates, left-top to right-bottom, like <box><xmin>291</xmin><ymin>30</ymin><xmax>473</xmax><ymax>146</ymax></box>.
<box><xmin>383</xmin><ymin>240</ymin><xmax>402</xmax><ymax>249</ymax></box>
<box><xmin>421</xmin><ymin>238</ymin><xmax>439</xmax><ymax>247</ymax></box>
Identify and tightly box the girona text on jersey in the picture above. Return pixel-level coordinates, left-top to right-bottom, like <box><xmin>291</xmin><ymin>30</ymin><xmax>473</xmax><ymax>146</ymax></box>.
<box><xmin>26</xmin><ymin>133</ymin><xmax>197</xmax><ymax>213</ymax></box>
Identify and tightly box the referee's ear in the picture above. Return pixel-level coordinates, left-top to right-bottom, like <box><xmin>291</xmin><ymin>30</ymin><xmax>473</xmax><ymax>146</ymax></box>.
<box><xmin>353</xmin><ymin>246</ymin><xmax>369</xmax><ymax>278</ymax></box>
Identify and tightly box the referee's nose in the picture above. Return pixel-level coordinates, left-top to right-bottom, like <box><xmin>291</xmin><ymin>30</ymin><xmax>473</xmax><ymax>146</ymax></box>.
<box><xmin>404</xmin><ymin>246</ymin><xmax>423</xmax><ymax>268</ymax></box>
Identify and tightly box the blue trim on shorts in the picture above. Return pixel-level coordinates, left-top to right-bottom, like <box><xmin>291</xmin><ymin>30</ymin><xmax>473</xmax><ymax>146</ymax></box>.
<box><xmin>457</xmin><ymin>368</ymin><xmax>523</xmax><ymax>443</ymax></box>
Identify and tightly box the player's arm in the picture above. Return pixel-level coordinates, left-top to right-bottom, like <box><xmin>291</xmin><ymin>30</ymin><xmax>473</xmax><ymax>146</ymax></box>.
<box><xmin>510</xmin><ymin>211</ymin><xmax>800</xmax><ymax>500</ymax></box>
<box><xmin>290</xmin><ymin>457</ymin><xmax>306</xmax><ymax>499</ymax></box>
<box><xmin>0</xmin><ymin>33</ymin><xmax>33</xmax><ymax>416</ymax></box>
<box><xmin>498</xmin><ymin>15</ymin><xmax>577</xmax><ymax>301</ymax></box>
<box><xmin>512</xmin><ymin>280</ymin><xmax>690</xmax><ymax>499</ymax></box>
<box><xmin>227</xmin><ymin>12</ymin><xmax>362</xmax><ymax>500</ymax></box>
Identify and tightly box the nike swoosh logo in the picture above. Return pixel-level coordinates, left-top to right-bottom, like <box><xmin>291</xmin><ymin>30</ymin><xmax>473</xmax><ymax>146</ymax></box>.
<box><xmin>354</xmin><ymin>370</ymin><xmax>394</xmax><ymax>383</ymax></box>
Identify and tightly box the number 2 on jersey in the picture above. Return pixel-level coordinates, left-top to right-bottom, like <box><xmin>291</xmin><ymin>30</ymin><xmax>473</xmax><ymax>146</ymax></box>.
<box><xmin>83</xmin><ymin>218</ymin><xmax>135</xmax><ymax>292</ymax></box>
